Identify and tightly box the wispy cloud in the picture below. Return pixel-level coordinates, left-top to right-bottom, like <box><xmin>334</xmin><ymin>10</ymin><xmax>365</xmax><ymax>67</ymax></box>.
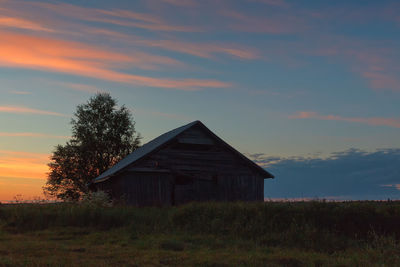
<box><xmin>137</xmin><ymin>39</ymin><xmax>258</xmax><ymax>60</ymax></box>
<box><xmin>248</xmin><ymin>0</ymin><xmax>289</xmax><ymax>8</ymax></box>
<box><xmin>0</xmin><ymin>150</ymin><xmax>49</xmax><ymax>180</ymax></box>
<box><xmin>347</xmin><ymin>47</ymin><xmax>400</xmax><ymax>92</ymax></box>
<box><xmin>381</xmin><ymin>184</ymin><xmax>400</xmax><ymax>190</ymax></box>
<box><xmin>290</xmin><ymin>111</ymin><xmax>400</xmax><ymax>128</ymax></box>
<box><xmin>311</xmin><ymin>38</ymin><xmax>400</xmax><ymax>92</ymax></box>
<box><xmin>361</xmin><ymin>71</ymin><xmax>400</xmax><ymax>92</ymax></box>
<box><xmin>52</xmin><ymin>82</ymin><xmax>104</xmax><ymax>94</ymax></box>
<box><xmin>0</xmin><ymin>105</ymin><xmax>66</xmax><ymax>117</ymax></box>
<box><xmin>9</xmin><ymin>90</ymin><xmax>31</xmax><ymax>95</ymax></box>
<box><xmin>82</xmin><ymin>27</ymin><xmax>258</xmax><ymax>61</ymax></box>
<box><xmin>27</xmin><ymin>2</ymin><xmax>199</xmax><ymax>32</ymax></box>
<box><xmin>0</xmin><ymin>16</ymin><xmax>53</xmax><ymax>31</ymax></box>
<box><xmin>157</xmin><ymin>0</ymin><xmax>198</xmax><ymax>7</ymax></box>
<box><xmin>0</xmin><ymin>132</ymin><xmax>68</xmax><ymax>139</ymax></box>
<box><xmin>221</xmin><ymin>10</ymin><xmax>306</xmax><ymax>34</ymax></box>
<box><xmin>0</xmin><ymin>31</ymin><xmax>230</xmax><ymax>90</ymax></box>
<box><xmin>0</xmin><ymin>176</ymin><xmax>47</xmax><ymax>203</ymax></box>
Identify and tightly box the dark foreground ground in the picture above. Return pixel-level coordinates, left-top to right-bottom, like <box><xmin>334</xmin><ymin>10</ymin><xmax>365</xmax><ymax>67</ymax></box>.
<box><xmin>0</xmin><ymin>201</ymin><xmax>400</xmax><ymax>266</ymax></box>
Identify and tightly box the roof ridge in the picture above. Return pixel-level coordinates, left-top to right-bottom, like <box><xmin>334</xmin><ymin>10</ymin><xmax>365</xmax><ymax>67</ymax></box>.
<box><xmin>93</xmin><ymin>120</ymin><xmax>200</xmax><ymax>182</ymax></box>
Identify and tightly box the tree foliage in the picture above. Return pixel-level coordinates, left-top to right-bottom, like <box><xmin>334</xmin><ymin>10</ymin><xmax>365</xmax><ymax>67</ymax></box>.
<box><xmin>44</xmin><ymin>93</ymin><xmax>141</xmax><ymax>200</ymax></box>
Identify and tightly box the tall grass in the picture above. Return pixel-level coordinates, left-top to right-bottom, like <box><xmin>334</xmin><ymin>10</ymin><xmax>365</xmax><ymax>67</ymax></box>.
<box><xmin>1</xmin><ymin>201</ymin><xmax>399</xmax><ymax>252</ymax></box>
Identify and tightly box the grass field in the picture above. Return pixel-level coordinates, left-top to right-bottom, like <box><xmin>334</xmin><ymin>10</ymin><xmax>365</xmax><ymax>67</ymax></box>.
<box><xmin>1</xmin><ymin>201</ymin><xmax>400</xmax><ymax>266</ymax></box>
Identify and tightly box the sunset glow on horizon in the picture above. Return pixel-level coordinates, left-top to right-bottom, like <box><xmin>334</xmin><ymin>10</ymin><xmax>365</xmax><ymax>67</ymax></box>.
<box><xmin>1</xmin><ymin>0</ymin><xmax>399</xmax><ymax>202</ymax></box>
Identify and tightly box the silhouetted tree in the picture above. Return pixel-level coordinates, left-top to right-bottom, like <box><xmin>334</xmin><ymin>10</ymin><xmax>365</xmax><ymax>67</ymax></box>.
<box><xmin>44</xmin><ymin>93</ymin><xmax>141</xmax><ymax>201</ymax></box>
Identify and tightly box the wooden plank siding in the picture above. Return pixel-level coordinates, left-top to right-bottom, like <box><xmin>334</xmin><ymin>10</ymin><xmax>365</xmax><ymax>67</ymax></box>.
<box><xmin>94</xmin><ymin>123</ymin><xmax>268</xmax><ymax>205</ymax></box>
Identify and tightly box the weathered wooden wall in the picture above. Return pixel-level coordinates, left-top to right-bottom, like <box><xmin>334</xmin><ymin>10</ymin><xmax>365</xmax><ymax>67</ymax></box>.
<box><xmin>96</xmin><ymin>124</ymin><xmax>265</xmax><ymax>205</ymax></box>
<box><xmin>96</xmin><ymin>172</ymin><xmax>172</xmax><ymax>206</ymax></box>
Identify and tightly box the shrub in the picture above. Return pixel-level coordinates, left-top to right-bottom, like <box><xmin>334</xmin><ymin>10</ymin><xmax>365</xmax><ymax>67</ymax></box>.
<box><xmin>81</xmin><ymin>190</ymin><xmax>113</xmax><ymax>207</ymax></box>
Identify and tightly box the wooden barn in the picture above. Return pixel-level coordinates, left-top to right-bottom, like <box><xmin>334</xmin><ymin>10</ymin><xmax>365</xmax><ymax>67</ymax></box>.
<box><xmin>91</xmin><ymin>120</ymin><xmax>274</xmax><ymax>206</ymax></box>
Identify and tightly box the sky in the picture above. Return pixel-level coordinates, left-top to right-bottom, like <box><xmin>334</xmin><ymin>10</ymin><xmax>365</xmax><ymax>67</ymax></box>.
<box><xmin>0</xmin><ymin>0</ymin><xmax>399</xmax><ymax>202</ymax></box>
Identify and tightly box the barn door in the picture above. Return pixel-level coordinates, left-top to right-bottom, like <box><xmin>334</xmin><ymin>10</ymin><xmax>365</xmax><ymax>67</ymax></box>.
<box><xmin>171</xmin><ymin>173</ymin><xmax>219</xmax><ymax>205</ymax></box>
<box><xmin>172</xmin><ymin>174</ymin><xmax>194</xmax><ymax>205</ymax></box>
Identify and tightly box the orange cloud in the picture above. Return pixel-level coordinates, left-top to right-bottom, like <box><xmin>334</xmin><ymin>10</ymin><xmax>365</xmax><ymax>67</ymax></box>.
<box><xmin>290</xmin><ymin>111</ymin><xmax>400</xmax><ymax>128</ymax></box>
<box><xmin>0</xmin><ymin>177</ymin><xmax>47</xmax><ymax>202</ymax></box>
<box><xmin>0</xmin><ymin>132</ymin><xmax>68</xmax><ymax>138</ymax></box>
<box><xmin>0</xmin><ymin>150</ymin><xmax>49</xmax><ymax>180</ymax></box>
<box><xmin>0</xmin><ymin>105</ymin><xmax>66</xmax><ymax>116</ymax></box>
<box><xmin>0</xmin><ymin>31</ymin><xmax>230</xmax><ymax>90</ymax></box>
<box><xmin>0</xmin><ymin>16</ymin><xmax>53</xmax><ymax>31</ymax></box>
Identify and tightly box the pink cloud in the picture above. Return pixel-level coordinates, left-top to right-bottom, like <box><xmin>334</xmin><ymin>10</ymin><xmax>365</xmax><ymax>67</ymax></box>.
<box><xmin>290</xmin><ymin>111</ymin><xmax>400</xmax><ymax>128</ymax></box>
<box><xmin>0</xmin><ymin>31</ymin><xmax>230</xmax><ymax>90</ymax></box>
<box><xmin>9</xmin><ymin>90</ymin><xmax>31</xmax><ymax>95</ymax></box>
<box><xmin>0</xmin><ymin>106</ymin><xmax>66</xmax><ymax>117</ymax></box>
<box><xmin>311</xmin><ymin>39</ymin><xmax>400</xmax><ymax>92</ymax></box>
<box><xmin>361</xmin><ymin>72</ymin><xmax>400</xmax><ymax>92</ymax></box>
<box><xmin>0</xmin><ymin>16</ymin><xmax>53</xmax><ymax>31</ymax></box>
<box><xmin>221</xmin><ymin>10</ymin><xmax>307</xmax><ymax>34</ymax></box>
<box><xmin>28</xmin><ymin>2</ymin><xmax>200</xmax><ymax>32</ymax></box>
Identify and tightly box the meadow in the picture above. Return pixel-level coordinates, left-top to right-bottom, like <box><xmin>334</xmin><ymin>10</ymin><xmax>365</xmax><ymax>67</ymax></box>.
<box><xmin>0</xmin><ymin>201</ymin><xmax>400</xmax><ymax>266</ymax></box>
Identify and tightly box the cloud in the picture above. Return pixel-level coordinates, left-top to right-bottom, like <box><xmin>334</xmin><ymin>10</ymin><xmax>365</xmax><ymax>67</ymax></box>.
<box><xmin>251</xmin><ymin>148</ymin><xmax>400</xmax><ymax>200</ymax></box>
<box><xmin>311</xmin><ymin>40</ymin><xmax>400</xmax><ymax>92</ymax></box>
<box><xmin>0</xmin><ymin>16</ymin><xmax>53</xmax><ymax>31</ymax></box>
<box><xmin>0</xmin><ymin>132</ymin><xmax>69</xmax><ymax>139</ymax></box>
<box><xmin>248</xmin><ymin>0</ymin><xmax>289</xmax><ymax>7</ymax></box>
<box><xmin>0</xmin><ymin>176</ymin><xmax>47</xmax><ymax>202</ymax></box>
<box><xmin>361</xmin><ymin>71</ymin><xmax>400</xmax><ymax>92</ymax></box>
<box><xmin>27</xmin><ymin>2</ymin><xmax>199</xmax><ymax>32</ymax></box>
<box><xmin>82</xmin><ymin>27</ymin><xmax>259</xmax><ymax>61</ymax></box>
<box><xmin>381</xmin><ymin>184</ymin><xmax>400</xmax><ymax>190</ymax></box>
<box><xmin>9</xmin><ymin>90</ymin><xmax>31</xmax><ymax>95</ymax></box>
<box><xmin>289</xmin><ymin>111</ymin><xmax>400</xmax><ymax>128</ymax></box>
<box><xmin>0</xmin><ymin>106</ymin><xmax>66</xmax><ymax>117</ymax></box>
<box><xmin>347</xmin><ymin>47</ymin><xmax>400</xmax><ymax>92</ymax></box>
<box><xmin>0</xmin><ymin>31</ymin><xmax>230</xmax><ymax>90</ymax></box>
<box><xmin>0</xmin><ymin>29</ymin><xmax>182</xmax><ymax>69</ymax></box>
<box><xmin>221</xmin><ymin>9</ymin><xmax>307</xmax><ymax>34</ymax></box>
<box><xmin>137</xmin><ymin>39</ymin><xmax>259</xmax><ymax>60</ymax></box>
<box><xmin>0</xmin><ymin>150</ymin><xmax>50</xmax><ymax>180</ymax></box>
<box><xmin>52</xmin><ymin>82</ymin><xmax>104</xmax><ymax>94</ymax></box>
<box><xmin>157</xmin><ymin>0</ymin><xmax>198</xmax><ymax>7</ymax></box>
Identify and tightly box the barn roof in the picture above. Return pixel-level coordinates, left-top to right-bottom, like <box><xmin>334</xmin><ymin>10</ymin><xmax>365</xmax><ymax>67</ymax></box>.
<box><xmin>93</xmin><ymin>120</ymin><xmax>273</xmax><ymax>183</ymax></box>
